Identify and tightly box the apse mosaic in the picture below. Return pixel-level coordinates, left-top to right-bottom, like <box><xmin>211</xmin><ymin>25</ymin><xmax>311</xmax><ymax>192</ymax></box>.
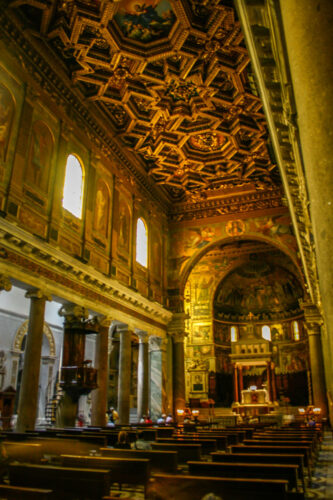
<box><xmin>214</xmin><ymin>262</ymin><xmax>303</xmax><ymax>321</ymax></box>
<box><xmin>114</xmin><ymin>0</ymin><xmax>176</xmax><ymax>43</ymax></box>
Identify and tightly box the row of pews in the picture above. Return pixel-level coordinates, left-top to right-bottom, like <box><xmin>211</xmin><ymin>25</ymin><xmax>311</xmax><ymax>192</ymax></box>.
<box><xmin>0</xmin><ymin>422</ymin><xmax>321</xmax><ymax>499</ymax></box>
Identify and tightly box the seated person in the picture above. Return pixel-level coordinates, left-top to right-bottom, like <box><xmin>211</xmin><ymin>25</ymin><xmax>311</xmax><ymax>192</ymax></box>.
<box><xmin>156</xmin><ymin>414</ymin><xmax>166</xmax><ymax>424</ymax></box>
<box><xmin>145</xmin><ymin>414</ymin><xmax>152</xmax><ymax>424</ymax></box>
<box><xmin>165</xmin><ymin>413</ymin><xmax>173</xmax><ymax>424</ymax></box>
<box><xmin>114</xmin><ymin>430</ymin><xmax>131</xmax><ymax>449</ymax></box>
<box><xmin>133</xmin><ymin>430</ymin><xmax>151</xmax><ymax>450</ymax></box>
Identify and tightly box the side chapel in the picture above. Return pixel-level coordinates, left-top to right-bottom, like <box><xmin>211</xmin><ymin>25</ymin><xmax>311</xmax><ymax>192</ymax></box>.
<box><xmin>0</xmin><ymin>0</ymin><xmax>332</xmax><ymax>431</ymax></box>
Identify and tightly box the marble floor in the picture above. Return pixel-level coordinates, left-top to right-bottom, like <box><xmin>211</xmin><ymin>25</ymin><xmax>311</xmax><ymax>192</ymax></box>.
<box><xmin>110</xmin><ymin>431</ymin><xmax>333</xmax><ymax>500</ymax></box>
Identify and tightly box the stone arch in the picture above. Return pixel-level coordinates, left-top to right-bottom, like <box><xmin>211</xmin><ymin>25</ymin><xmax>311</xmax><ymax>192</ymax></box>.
<box><xmin>13</xmin><ymin>320</ymin><xmax>56</xmax><ymax>357</ymax></box>
<box><xmin>179</xmin><ymin>233</ymin><xmax>304</xmax><ymax>297</ymax></box>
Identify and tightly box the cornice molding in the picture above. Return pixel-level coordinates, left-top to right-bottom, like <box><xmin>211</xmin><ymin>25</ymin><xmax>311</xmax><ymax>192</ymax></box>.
<box><xmin>169</xmin><ymin>188</ymin><xmax>284</xmax><ymax>221</ymax></box>
<box><xmin>0</xmin><ymin>218</ymin><xmax>172</xmax><ymax>327</ymax></box>
<box><xmin>235</xmin><ymin>0</ymin><xmax>320</xmax><ymax>306</ymax></box>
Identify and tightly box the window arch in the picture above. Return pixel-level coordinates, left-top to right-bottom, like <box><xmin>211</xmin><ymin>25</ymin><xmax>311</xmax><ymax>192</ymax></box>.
<box><xmin>136</xmin><ymin>217</ymin><xmax>148</xmax><ymax>267</ymax></box>
<box><xmin>230</xmin><ymin>326</ymin><xmax>238</xmax><ymax>342</ymax></box>
<box><xmin>262</xmin><ymin>325</ymin><xmax>271</xmax><ymax>341</ymax></box>
<box><xmin>62</xmin><ymin>154</ymin><xmax>84</xmax><ymax>218</ymax></box>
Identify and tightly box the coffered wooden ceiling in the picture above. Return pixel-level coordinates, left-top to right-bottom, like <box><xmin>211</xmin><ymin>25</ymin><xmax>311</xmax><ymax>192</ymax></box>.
<box><xmin>7</xmin><ymin>0</ymin><xmax>282</xmax><ymax>210</ymax></box>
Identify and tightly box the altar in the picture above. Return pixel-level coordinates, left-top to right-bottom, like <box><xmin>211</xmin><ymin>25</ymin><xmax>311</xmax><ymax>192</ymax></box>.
<box><xmin>232</xmin><ymin>388</ymin><xmax>275</xmax><ymax>416</ymax></box>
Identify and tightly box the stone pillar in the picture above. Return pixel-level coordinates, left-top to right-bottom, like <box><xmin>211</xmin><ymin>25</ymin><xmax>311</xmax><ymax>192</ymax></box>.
<box><xmin>117</xmin><ymin>324</ymin><xmax>132</xmax><ymax>424</ymax></box>
<box><xmin>271</xmin><ymin>362</ymin><xmax>277</xmax><ymax>403</ymax></box>
<box><xmin>302</xmin><ymin>302</ymin><xmax>328</xmax><ymax>416</ymax></box>
<box><xmin>280</xmin><ymin>0</ymin><xmax>333</xmax><ymax>407</ymax></box>
<box><xmin>17</xmin><ymin>289</ymin><xmax>49</xmax><ymax>432</ymax></box>
<box><xmin>91</xmin><ymin>316</ymin><xmax>111</xmax><ymax>427</ymax></box>
<box><xmin>167</xmin><ymin>312</ymin><xmax>188</xmax><ymax>417</ymax></box>
<box><xmin>266</xmin><ymin>361</ymin><xmax>271</xmax><ymax>403</ymax></box>
<box><xmin>172</xmin><ymin>332</ymin><xmax>186</xmax><ymax>416</ymax></box>
<box><xmin>137</xmin><ymin>331</ymin><xmax>149</xmax><ymax>422</ymax></box>
<box><xmin>233</xmin><ymin>364</ymin><xmax>239</xmax><ymax>403</ymax></box>
<box><xmin>109</xmin><ymin>332</ymin><xmax>119</xmax><ymax>409</ymax></box>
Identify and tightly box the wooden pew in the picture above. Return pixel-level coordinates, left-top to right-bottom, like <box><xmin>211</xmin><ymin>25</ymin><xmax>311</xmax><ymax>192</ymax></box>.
<box><xmin>147</xmin><ymin>473</ymin><xmax>291</xmax><ymax>500</ymax></box>
<box><xmin>211</xmin><ymin>452</ymin><xmax>306</xmax><ymax>493</ymax></box>
<box><xmin>8</xmin><ymin>463</ymin><xmax>110</xmax><ymax>500</ymax></box>
<box><xmin>174</xmin><ymin>432</ymin><xmax>231</xmax><ymax>448</ymax></box>
<box><xmin>3</xmin><ymin>442</ymin><xmax>43</xmax><ymax>464</ymax></box>
<box><xmin>242</xmin><ymin>440</ymin><xmax>314</xmax><ymax>463</ymax></box>
<box><xmin>156</xmin><ymin>437</ymin><xmax>217</xmax><ymax>454</ymax></box>
<box><xmin>187</xmin><ymin>460</ymin><xmax>301</xmax><ymax>495</ymax></box>
<box><xmin>151</xmin><ymin>442</ymin><xmax>201</xmax><ymax>462</ymax></box>
<box><xmin>99</xmin><ymin>447</ymin><xmax>178</xmax><ymax>473</ymax></box>
<box><xmin>60</xmin><ymin>454</ymin><xmax>150</xmax><ymax>496</ymax></box>
<box><xmin>0</xmin><ymin>484</ymin><xmax>53</xmax><ymax>499</ymax></box>
<box><xmin>156</xmin><ymin>427</ymin><xmax>175</xmax><ymax>438</ymax></box>
<box><xmin>230</xmin><ymin>444</ymin><xmax>312</xmax><ymax>477</ymax></box>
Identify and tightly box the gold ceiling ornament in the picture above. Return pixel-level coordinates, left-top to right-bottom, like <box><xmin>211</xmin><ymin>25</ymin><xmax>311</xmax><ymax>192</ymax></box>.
<box><xmin>7</xmin><ymin>0</ymin><xmax>280</xmax><ymax>207</ymax></box>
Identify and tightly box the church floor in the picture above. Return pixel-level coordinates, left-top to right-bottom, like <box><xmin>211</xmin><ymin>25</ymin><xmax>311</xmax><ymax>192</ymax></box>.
<box><xmin>109</xmin><ymin>431</ymin><xmax>333</xmax><ymax>500</ymax></box>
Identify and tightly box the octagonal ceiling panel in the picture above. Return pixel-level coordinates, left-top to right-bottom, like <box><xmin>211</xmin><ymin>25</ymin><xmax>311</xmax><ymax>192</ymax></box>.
<box><xmin>10</xmin><ymin>0</ymin><xmax>281</xmax><ymax>204</ymax></box>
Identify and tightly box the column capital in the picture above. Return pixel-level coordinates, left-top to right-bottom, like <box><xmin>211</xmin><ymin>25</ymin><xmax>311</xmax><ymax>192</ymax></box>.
<box><xmin>116</xmin><ymin>322</ymin><xmax>131</xmax><ymax>336</ymax></box>
<box><xmin>172</xmin><ymin>331</ymin><xmax>188</xmax><ymax>344</ymax></box>
<box><xmin>136</xmin><ymin>330</ymin><xmax>148</xmax><ymax>344</ymax></box>
<box><xmin>301</xmin><ymin>300</ymin><xmax>323</xmax><ymax>334</ymax></box>
<box><xmin>0</xmin><ymin>275</ymin><xmax>12</xmax><ymax>292</ymax></box>
<box><xmin>25</xmin><ymin>289</ymin><xmax>51</xmax><ymax>301</ymax></box>
<box><xmin>58</xmin><ymin>304</ymin><xmax>88</xmax><ymax>322</ymax></box>
<box><xmin>149</xmin><ymin>335</ymin><xmax>167</xmax><ymax>351</ymax></box>
<box><xmin>167</xmin><ymin>312</ymin><xmax>189</xmax><ymax>336</ymax></box>
<box><xmin>300</xmin><ymin>300</ymin><xmax>323</xmax><ymax>324</ymax></box>
<box><xmin>95</xmin><ymin>315</ymin><xmax>113</xmax><ymax>329</ymax></box>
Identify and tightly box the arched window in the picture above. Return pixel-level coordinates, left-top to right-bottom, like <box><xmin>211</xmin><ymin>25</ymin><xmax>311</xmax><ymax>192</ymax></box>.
<box><xmin>293</xmin><ymin>321</ymin><xmax>300</xmax><ymax>341</ymax></box>
<box><xmin>230</xmin><ymin>326</ymin><xmax>238</xmax><ymax>342</ymax></box>
<box><xmin>262</xmin><ymin>325</ymin><xmax>271</xmax><ymax>341</ymax></box>
<box><xmin>136</xmin><ymin>217</ymin><xmax>147</xmax><ymax>267</ymax></box>
<box><xmin>62</xmin><ymin>154</ymin><xmax>84</xmax><ymax>218</ymax></box>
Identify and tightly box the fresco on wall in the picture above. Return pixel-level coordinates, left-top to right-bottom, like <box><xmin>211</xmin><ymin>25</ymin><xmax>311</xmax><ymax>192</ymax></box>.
<box><xmin>168</xmin><ymin>212</ymin><xmax>297</xmax><ymax>288</ymax></box>
<box><xmin>25</xmin><ymin>120</ymin><xmax>54</xmax><ymax>192</ymax></box>
<box><xmin>114</xmin><ymin>0</ymin><xmax>176</xmax><ymax>43</ymax></box>
<box><xmin>279</xmin><ymin>343</ymin><xmax>308</xmax><ymax>374</ymax></box>
<box><xmin>226</xmin><ymin>219</ymin><xmax>245</xmax><ymax>237</ymax></box>
<box><xmin>192</xmin><ymin>323</ymin><xmax>211</xmax><ymax>344</ymax></box>
<box><xmin>93</xmin><ymin>179</ymin><xmax>110</xmax><ymax>237</ymax></box>
<box><xmin>118</xmin><ymin>197</ymin><xmax>131</xmax><ymax>253</ymax></box>
<box><xmin>151</xmin><ymin>228</ymin><xmax>162</xmax><ymax>278</ymax></box>
<box><xmin>0</xmin><ymin>84</ymin><xmax>15</xmax><ymax>164</ymax></box>
<box><xmin>214</xmin><ymin>261</ymin><xmax>303</xmax><ymax>321</ymax></box>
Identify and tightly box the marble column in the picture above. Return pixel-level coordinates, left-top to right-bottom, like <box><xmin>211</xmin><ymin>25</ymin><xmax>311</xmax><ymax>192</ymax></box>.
<box><xmin>172</xmin><ymin>332</ymin><xmax>186</xmax><ymax>416</ymax></box>
<box><xmin>91</xmin><ymin>316</ymin><xmax>111</xmax><ymax>427</ymax></box>
<box><xmin>233</xmin><ymin>364</ymin><xmax>239</xmax><ymax>403</ymax></box>
<box><xmin>302</xmin><ymin>302</ymin><xmax>328</xmax><ymax>415</ymax></box>
<box><xmin>280</xmin><ymin>0</ymin><xmax>333</xmax><ymax>407</ymax></box>
<box><xmin>137</xmin><ymin>331</ymin><xmax>149</xmax><ymax>422</ymax></box>
<box><xmin>117</xmin><ymin>324</ymin><xmax>132</xmax><ymax>424</ymax></box>
<box><xmin>165</xmin><ymin>335</ymin><xmax>173</xmax><ymax>415</ymax></box>
<box><xmin>149</xmin><ymin>336</ymin><xmax>167</xmax><ymax>421</ymax></box>
<box><xmin>17</xmin><ymin>289</ymin><xmax>49</xmax><ymax>432</ymax></box>
<box><xmin>109</xmin><ymin>334</ymin><xmax>119</xmax><ymax>409</ymax></box>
